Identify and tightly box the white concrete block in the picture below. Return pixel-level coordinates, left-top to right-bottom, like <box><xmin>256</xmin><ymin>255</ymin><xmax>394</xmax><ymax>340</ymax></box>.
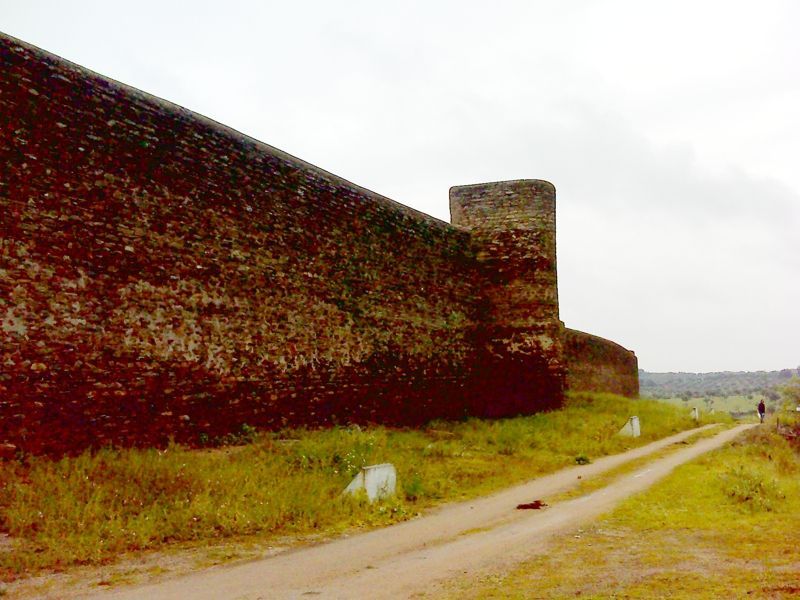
<box><xmin>618</xmin><ymin>416</ymin><xmax>640</xmax><ymax>438</ymax></box>
<box><xmin>692</xmin><ymin>407</ymin><xmax>699</xmax><ymax>422</ymax></box>
<box><xmin>343</xmin><ymin>463</ymin><xmax>397</xmax><ymax>502</ymax></box>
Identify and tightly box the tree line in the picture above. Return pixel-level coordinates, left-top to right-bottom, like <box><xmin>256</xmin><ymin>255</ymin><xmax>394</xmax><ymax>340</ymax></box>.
<box><xmin>639</xmin><ymin>368</ymin><xmax>799</xmax><ymax>399</ymax></box>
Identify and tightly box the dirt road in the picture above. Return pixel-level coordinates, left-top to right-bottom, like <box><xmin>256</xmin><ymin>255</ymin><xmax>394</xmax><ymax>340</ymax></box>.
<box><xmin>92</xmin><ymin>424</ymin><xmax>753</xmax><ymax>599</ymax></box>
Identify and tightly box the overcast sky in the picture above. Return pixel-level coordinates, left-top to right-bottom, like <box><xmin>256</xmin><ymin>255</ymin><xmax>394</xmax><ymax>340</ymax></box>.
<box><xmin>3</xmin><ymin>0</ymin><xmax>798</xmax><ymax>373</ymax></box>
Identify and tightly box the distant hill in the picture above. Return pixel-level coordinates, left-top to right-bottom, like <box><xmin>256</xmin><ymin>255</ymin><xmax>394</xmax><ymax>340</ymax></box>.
<box><xmin>639</xmin><ymin>368</ymin><xmax>799</xmax><ymax>399</ymax></box>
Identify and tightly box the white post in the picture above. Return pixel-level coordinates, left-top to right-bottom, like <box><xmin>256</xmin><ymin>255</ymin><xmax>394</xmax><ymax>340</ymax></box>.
<box><xmin>343</xmin><ymin>463</ymin><xmax>397</xmax><ymax>502</ymax></box>
<box><xmin>618</xmin><ymin>416</ymin><xmax>641</xmax><ymax>438</ymax></box>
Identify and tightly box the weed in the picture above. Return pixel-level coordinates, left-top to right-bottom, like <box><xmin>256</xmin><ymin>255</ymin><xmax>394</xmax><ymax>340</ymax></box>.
<box><xmin>719</xmin><ymin>464</ymin><xmax>784</xmax><ymax>512</ymax></box>
<box><xmin>0</xmin><ymin>392</ymin><xmax>724</xmax><ymax>580</ymax></box>
<box><xmin>450</xmin><ymin>422</ymin><xmax>800</xmax><ymax>599</ymax></box>
<box><xmin>402</xmin><ymin>472</ymin><xmax>424</xmax><ymax>501</ymax></box>
<box><xmin>214</xmin><ymin>423</ymin><xmax>259</xmax><ymax>446</ymax></box>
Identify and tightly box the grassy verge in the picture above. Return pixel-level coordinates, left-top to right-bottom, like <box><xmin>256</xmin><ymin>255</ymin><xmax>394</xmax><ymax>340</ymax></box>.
<box><xmin>449</xmin><ymin>416</ymin><xmax>799</xmax><ymax>599</ymax></box>
<box><xmin>0</xmin><ymin>392</ymin><xmax>725</xmax><ymax>582</ymax></box>
<box><xmin>545</xmin><ymin>423</ymin><xmax>727</xmax><ymax>504</ymax></box>
<box><xmin>647</xmin><ymin>393</ymin><xmax>767</xmax><ymax>416</ymax></box>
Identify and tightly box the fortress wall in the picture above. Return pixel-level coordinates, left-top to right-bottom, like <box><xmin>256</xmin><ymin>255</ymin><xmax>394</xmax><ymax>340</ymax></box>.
<box><xmin>1</xmin><ymin>35</ymin><xmax>496</xmax><ymax>455</ymax></box>
<box><xmin>564</xmin><ymin>329</ymin><xmax>639</xmax><ymax>397</ymax></box>
<box><xmin>0</xmin><ymin>33</ymin><xmax>637</xmax><ymax>457</ymax></box>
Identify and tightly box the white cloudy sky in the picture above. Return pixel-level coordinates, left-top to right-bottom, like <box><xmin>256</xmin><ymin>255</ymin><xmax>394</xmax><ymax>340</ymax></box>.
<box><xmin>3</xmin><ymin>0</ymin><xmax>798</xmax><ymax>372</ymax></box>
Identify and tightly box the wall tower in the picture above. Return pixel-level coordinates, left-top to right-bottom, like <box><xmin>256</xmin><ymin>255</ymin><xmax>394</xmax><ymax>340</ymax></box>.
<box><xmin>450</xmin><ymin>180</ymin><xmax>565</xmax><ymax>415</ymax></box>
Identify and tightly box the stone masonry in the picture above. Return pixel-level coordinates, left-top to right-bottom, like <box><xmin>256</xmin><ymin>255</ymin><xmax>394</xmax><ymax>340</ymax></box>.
<box><xmin>450</xmin><ymin>181</ymin><xmax>564</xmax><ymax>417</ymax></box>
<box><xmin>0</xmin><ymin>33</ymin><xmax>638</xmax><ymax>456</ymax></box>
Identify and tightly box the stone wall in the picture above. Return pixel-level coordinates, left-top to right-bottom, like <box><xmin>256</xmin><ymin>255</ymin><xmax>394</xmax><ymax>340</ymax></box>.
<box><xmin>450</xmin><ymin>181</ymin><xmax>564</xmax><ymax>416</ymax></box>
<box><xmin>564</xmin><ymin>329</ymin><xmax>639</xmax><ymax>397</ymax></box>
<box><xmin>0</xmin><ymin>34</ymin><xmax>556</xmax><ymax>455</ymax></box>
<box><xmin>0</xmin><ymin>33</ymin><xmax>634</xmax><ymax>456</ymax></box>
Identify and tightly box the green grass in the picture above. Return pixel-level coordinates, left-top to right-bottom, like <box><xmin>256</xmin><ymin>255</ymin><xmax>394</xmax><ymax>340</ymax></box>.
<box><xmin>546</xmin><ymin>424</ymin><xmax>727</xmax><ymax>504</ymax></box>
<box><xmin>450</xmin><ymin>415</ymin><xmax>800</xmax><ymax>599</ymax></box>
<box><xmin>649</xmin><ymin>393</ymin><xmax>765</xmax><ymax>416</ymax></box>
<box><xmin>0</xmin><ymin>392</ymin><xmax>724</xmax><ymax>581</ymax></box>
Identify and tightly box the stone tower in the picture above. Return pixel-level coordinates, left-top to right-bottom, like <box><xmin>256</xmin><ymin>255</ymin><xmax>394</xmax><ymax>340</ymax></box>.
<box><xmin>450</xmin><ymin>180</ymin><xmax>565</xmax><ymax>415</ymax></box>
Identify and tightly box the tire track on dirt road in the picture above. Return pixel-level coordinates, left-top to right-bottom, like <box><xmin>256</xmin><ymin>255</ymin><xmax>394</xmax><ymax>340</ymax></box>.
<box><xmin>93</xmin><ymin>424</ymin><xmax>753</xmax><ymax>600</ymax></box>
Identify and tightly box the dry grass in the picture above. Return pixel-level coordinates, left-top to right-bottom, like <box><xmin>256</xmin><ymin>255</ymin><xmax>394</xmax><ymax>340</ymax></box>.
<box><xmin>446</xmin><ymin>420</ymin><xmax>800</xmax><ymax>599</ymax></box>
<box><xmin>0</xmin><ymin>392</ymin><xmax>720</xmax><ymax>583</ymax></box>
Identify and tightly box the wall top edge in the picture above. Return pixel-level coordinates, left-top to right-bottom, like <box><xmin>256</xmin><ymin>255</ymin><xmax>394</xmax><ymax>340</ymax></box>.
<box><xmin>1</xmin><ymin>31</ymin><xmax>460</xmax><ymax>232</ymax></box>
<box><xmin>449</xmin><ymin>179</ymin><xmax>556</xmax><ymax>194</ymax></box>
<box><xmin>565</xmin><ymin>328</ymin><xmax>637</xmax><ymax>356</ymax></box>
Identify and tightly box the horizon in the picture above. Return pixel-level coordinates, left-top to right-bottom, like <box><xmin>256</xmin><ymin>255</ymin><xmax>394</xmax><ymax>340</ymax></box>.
<box><xmin>641</xmin><ymin>366</ymin><xmax>799</xmax><ymax>375</ymax></box>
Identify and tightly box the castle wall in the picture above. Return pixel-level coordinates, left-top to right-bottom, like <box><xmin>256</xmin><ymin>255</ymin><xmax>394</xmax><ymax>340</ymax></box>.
<box><xmin>0</xmin><ymin>33</ymin><xmax>634</xmax><ymax>456</ymax></box>
<box><xmin>0</xmin><ymin>34</ymin><xmax>492</xmax><ymax>455</ymax></box>
<box><xmin>564</xmin><ymin>329</ymin><xmax>639</xmax><ymax>397</ymax></box>
<box><xmin>1</xmin><ymin>34</ymin><xmax>568</xmax><ymax>456</ymax></box>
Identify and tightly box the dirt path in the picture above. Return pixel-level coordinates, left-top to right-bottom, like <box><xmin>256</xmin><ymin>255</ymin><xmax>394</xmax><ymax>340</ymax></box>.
<box><xmin>86</xmin><ymin>423</ymin><xmax>753</xmax><ymax>600</ymax></box>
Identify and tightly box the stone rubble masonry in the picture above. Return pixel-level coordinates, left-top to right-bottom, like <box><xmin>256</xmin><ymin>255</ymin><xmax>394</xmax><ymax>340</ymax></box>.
<box><xmin>450</xmin><ymin>181</ymin><xmax>564</xmax><ymax>417</ymax></box>
<box><xmin>0</xmin><ymin>32</ymin><xmax>638</xmax><ymax>456</ymax></box>
<box><xmin>564</xmin><ymin>329</ymin><xmax>639</xmax><ymax>398</ymax></box>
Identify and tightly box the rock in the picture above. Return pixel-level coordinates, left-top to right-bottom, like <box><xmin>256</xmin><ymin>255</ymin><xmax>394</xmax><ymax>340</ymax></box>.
<box><xmin>0</xmin><ymin>443</ymin><xmax>17</xmax><ymax>460</ymax></box>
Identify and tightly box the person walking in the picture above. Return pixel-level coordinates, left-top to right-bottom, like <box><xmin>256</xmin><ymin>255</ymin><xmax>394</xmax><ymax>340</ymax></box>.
<box><xmin>757</xmin><ymin>399</ymin><xmax>766</xmax><ymax>424</ymax></box>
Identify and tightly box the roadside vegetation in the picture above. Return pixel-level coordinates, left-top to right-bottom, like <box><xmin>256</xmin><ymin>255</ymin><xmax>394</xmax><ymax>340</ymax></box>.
<box><xmin>449</xmin><ymin>395</ymin><xmax>800</xmax><ymax>599</ymax></box>
<box><xmin>0</xmin><ymin>392</ymin><xmax>724</xmax><ymax>582</ymax></box>
<box><xmin>639</xmin><ymin>369</ymin><xmax>800</xmax><ymax>419</ymax></box>
<box><xmin>655</xmin><ymin>393</ymin><xmax>767</xmax><ymax>417</ymax></box>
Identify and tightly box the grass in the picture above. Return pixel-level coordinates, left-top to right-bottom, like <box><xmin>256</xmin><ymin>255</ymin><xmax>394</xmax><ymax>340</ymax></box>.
<box><xmin>448</xmin><ymin>412</ymin><xmax>800</xmax><ymax>599</ymax></box>
<box><xmin>546</xmin><ymin>424</ymin><xmax>727</xmax><ymax>504</ymax></box>
<box><xmin>0</xmin><ymin>392</ymin><xmax>724</xmax><ymax>582</ymax></box>
<box><xmin>649</xmin><ymin>393</ymin><xmax>766</xmax><ymax>416</ymax></box>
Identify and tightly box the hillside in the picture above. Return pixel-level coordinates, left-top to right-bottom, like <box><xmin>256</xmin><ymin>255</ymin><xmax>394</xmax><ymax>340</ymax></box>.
<box><xmin>639</xmin><ymin>368</ymin><xmax>798</xmax><ymax>399</ymax></box>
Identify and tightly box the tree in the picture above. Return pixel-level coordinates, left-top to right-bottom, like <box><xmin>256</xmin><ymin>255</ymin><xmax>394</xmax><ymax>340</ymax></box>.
<box><xmin>780</xmin><ymin>377</ymin><xmax>800</xmax><ymax>408</ymax></box>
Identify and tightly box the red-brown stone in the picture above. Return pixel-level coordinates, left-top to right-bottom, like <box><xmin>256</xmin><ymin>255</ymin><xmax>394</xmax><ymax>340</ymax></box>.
<box><xmin>0</xmin><ymin>33</ymin><xmax>638</xmax><ymax>457</ymax></box>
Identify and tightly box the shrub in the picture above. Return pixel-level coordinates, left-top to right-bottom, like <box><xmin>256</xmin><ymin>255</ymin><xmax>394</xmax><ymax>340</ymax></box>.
<box><xmin>718</xmin><ymin>463</ymin><xmax>785</xmax><ymax>512</ymax></box>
